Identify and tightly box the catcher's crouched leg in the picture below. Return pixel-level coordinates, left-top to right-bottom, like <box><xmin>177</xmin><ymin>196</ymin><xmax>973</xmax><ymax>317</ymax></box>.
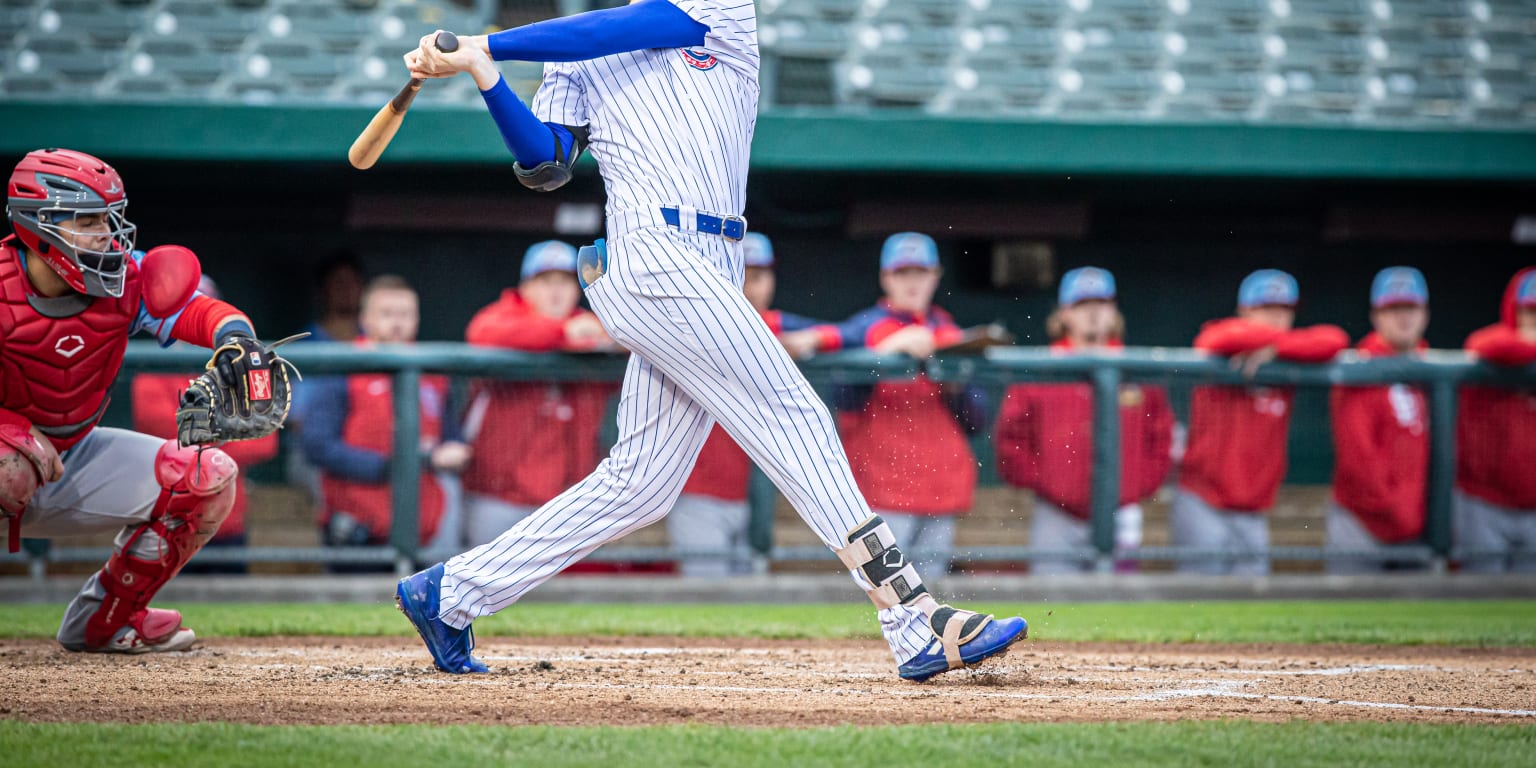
<box><xmin>77</xmin><ymin>441</ymin><xmax>236</xmax><ymax>653</ymax></box>
<box><xmin>836</xmin><ymin>515</ymin><xmax>1028</xmax><ymax>682</ymax></box>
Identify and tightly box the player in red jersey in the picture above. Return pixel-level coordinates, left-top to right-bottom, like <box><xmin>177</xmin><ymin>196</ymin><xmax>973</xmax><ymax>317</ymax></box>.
<box><xmin>1</xmin><ymin>149</ymin><xmax>257</xmax><ymax>652</ymax></box>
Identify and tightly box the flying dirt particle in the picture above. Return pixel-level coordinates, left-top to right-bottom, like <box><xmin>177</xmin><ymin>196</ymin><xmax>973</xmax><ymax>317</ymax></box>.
<box><xmin>534</xmin><ymin>660</ymin><xmax>555</xmax><ymax>672</ymax></box>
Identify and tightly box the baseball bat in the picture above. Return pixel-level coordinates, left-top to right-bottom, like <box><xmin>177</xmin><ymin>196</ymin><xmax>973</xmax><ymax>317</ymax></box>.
<box><xmin>347</xmin><ymin>30</ymin><xmax>460</xmax><ymax>170</ymax></box>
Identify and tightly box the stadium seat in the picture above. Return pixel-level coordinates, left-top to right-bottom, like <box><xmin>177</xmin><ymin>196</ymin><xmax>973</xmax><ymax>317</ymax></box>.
<box><xmin>37</xmin><ymin>0</ymin><xmax>143</xmax><ymax>49</ymax></box>
<box><xmin>966</xmin><ymin>0</ymin><xmax>1069</xmax><ymax>30</ymax></box>
<box><xmin>761</xmin><ymin>12</ymin><xmax>851</xmax><ymax>59</ymax></box>
<box><xmin>1273</xmin><ymin>0</ymin><xmax>1374</xmax><ymax>33</ymax></box>
<box><xmin>767</xmin><ymin>54</ymin><xmax>837</xmax><ymax>106</ymax></box>
<box><xmin>1177</xmin><ymin>0</ymin><xmax>1270</xmax><ymax>30</ymax></box>
<box><xmin>1272</xmin><ymin>27</ymin><xmax>1376</xmax><ymax>74</ymax></box>
<box><xmin>133</xmin><ymin>40</ymin><xmax>236</xmax><ymax>88</ymax></box>
<box><xmin>1072</xmin><ymin>0</ymin><xmax>1169</xmax><ymax>30</ymax></box>
<box><xmin>1163</xmin><ymin>70</ymin><xmax>1271</xmax><ymax>119</ymax></box>
<box><xmin>147</xmin><ymin>2</ymin><xmax>265</xmax><ymax>53</ymax></box>
<box><xmin>267</xmin><ymin>1</ymin><xmax>376</xmax><ymax>54</ymax></box>
<box><xmin>837</xmin><ymin>55</ymin><xmax>946</xmax><ymax>108</ymax></box>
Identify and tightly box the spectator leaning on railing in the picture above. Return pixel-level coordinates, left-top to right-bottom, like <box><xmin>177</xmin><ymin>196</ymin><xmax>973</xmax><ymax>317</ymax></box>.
<box><xmin>994</xmin><ymin>267</ymin><xmax>1173</xmax><ymax>575</ymax></box>
<box><xmin>130</xmin><ymin>275</ymin><xmax>279</xmax><ymax>575</ymax></box>
<box><xmin>458</xmin><ymin>241</ymin><xmax>618</xmax><ymax>548</ymax></box>
<box><xmin>1456</xmin><ymin>267</ymin><xmax>1536</xmax><ymax>573</ymax></box>
<box><xmin>834</xmin><ymin>233</ymin><xmax>988</xmax><ymax>574</ymax></box>
<box><xmin>300</xmin><ymin>275</ymin><xmax>471</xmax><ymax>558</ymax></box>
<box><xmin>1326</xmin><ymin>267</ymin><xmax>1431</xmax><ymax>574</ymax></box>
<box><xmin>1172</xmin><ymin>269</ymin><xmax>1349</xmax><ymax>575</ymax></box>
<box><xmin>668</xmin><ymin>233</ymin><xmax>843</xmax><ymax>577</ymax></box>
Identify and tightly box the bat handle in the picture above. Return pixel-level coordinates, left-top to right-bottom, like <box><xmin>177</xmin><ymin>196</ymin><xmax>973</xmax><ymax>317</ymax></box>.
<box><xmin>434</xmin><ymin>30</ymin><xmax>459</xmax><ymax>53</ymax></box>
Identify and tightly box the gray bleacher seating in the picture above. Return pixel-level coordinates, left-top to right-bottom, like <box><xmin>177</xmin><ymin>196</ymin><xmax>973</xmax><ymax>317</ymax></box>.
<box><xmin>1275</xmin><ymin>0</ymin><xmax>1375</xmax><ymax>33</ymax></box>
<box><xmin>267</xmin><ymin>1</ymin><xmax>375</xmax><ymax>54</ymax></box>
<box><xmin>1172</xmin><ymin>26</ymin><xmax>1270</xmax><ymax>72</ymax></box>
<box><xmin>1072</xmin><ymin>0</ymin><xmax>1169</xmax><ymax>30</ymax></box>
<box><xmin>146</xmin><ymin>1</ymin><xmax>265</xmax><ymax>53</ymax></box>
<box><xmin>762</xmin><ymin>11</ymin><xmax>852</xmax><ymax>59</ymax></box>
<box><xmin>838</xmin><ymin>55</ymin><xmax>947</xmax><ymax>108</ymax></box>
<box><xmin>1163</xmin><ymin>70</ymin><xmax>1272</xmax><ymax>119</ymax></box>
<box><xmin>40</xmin><ymin>0</ymin><xmax>143</xmax><ymax>49</ymax></box>
<box><xmin>1178</xmin><ymin>0</ymin><xmax>1272</xmax><ymax>30</ymax></box>
<box><xmin>135</xmin><ymin>39</ymin><xmax>238</xmax><ymax>88</ymax></box>
<box><xmin>967</xmin><ymin>0</ymin><xmax>1069</xmax><ymax>30</ymax></box>
<box><xmin>760</xmin><ymin>0</ymin><xmax>862</xmax><ymax>23</ymax></box>
<box><xmin>1065</xmin><ymin>28</ymin><xmax>1172</xmax><ymax>72</ymax></box>
<box><xmin>1272</xmin><ymin>26</ymin><xmax>1376</xmax><ymax>74</ymax></box>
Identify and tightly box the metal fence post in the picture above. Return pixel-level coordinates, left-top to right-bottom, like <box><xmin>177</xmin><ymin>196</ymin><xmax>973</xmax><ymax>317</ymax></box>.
<box><xmin>1089</xmin><ymin>364</ymin><xmax>1122</xmax><ymax>572</ymax></box>
<box><xmin>1426</xmin><ymin>378</ymin><xmax>1458</xmax><ymax>572</ymax></box>
<box><xmin>391</xmin><ymin>366</ymin><xmax>423</xmax><ymax>575</ymax></box>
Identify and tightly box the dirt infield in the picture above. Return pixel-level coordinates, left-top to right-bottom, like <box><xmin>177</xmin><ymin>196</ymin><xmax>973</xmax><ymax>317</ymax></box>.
<box><xmin>3</xmin><ymin>636</ymin><xmax>1533</xmax><ymax>727</ymax></box>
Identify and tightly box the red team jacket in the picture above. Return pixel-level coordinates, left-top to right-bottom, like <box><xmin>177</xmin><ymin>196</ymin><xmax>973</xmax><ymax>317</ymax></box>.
<box><xmin>132</xmin><ymin>373</ymin><xmax>279</xmax><ymax>540</ymax></box>
<box><xmin>1180</xmin><ymin>317</ymin><xmax>1349</xmax><ymax>512</ymax></box>
<box><xmin>319</xmin><ymin>371</ymin><xmax>449</xmax><ymax>544</ymax></box>
<box><xmin>681</xmin><ymin>307</ymin><xmax>844</xmax><ymax>502</ymax></box>
<box><xmin>1458</xmin><ymin>267</ymin><xmax>1536</xmax><ymax>510</ymax></box>
<box><xmin>1329</xmin><ymin>334</ymin><xmax>1429</xmax><ymax>542</ymax></box>
<box><xmin>460</xmin><ymin>289</ymin><xmax>616</xmax><ymax>507</ymax></box>
<box><xmin>836</xmin><ymin>301</ymin><xmax>979</xmax><ymax>515</ymax></box>
<box><xmin>995</xmin><ymin>339</ymin><xmax>1174</xmax><ymax>520</ymax></box>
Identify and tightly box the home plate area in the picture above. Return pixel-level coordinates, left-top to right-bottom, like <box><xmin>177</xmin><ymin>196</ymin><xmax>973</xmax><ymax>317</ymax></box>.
<box><xmin>3</xmin><ymin>637</ymin><xmax>1532</xmax><ymax>726</ymax></box>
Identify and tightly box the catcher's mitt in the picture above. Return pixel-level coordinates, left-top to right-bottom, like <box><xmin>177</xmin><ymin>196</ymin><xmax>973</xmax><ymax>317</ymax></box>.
<box><xmin>176</xmin><ymin>333</ymin><xmax>307</xmax><ymax>447</ymax></box>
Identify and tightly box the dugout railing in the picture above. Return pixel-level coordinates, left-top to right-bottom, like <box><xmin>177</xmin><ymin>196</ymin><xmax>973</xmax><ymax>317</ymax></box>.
<box><xmin>5</xmin><ymin>343</ymin><xmax>1534</xmax><ymax>577</ymax></box>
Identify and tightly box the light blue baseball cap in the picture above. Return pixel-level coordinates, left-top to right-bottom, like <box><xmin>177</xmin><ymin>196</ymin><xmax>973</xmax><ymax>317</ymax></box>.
<box><xmin>1059</xmin><ymin>266</ymin><xmax>1116</xmax><ymax>306</ymax></box>
<box><xmin>880</xmin><ymin>232</ymin><xmax>939</xmax><ymax>272</ymax></box>
<box><xmin>742</xmin><ymin>232</ymin><xmax>774</xmax><ymax>268</ymax></box>
<box><xmin>520</xmin><ymin>240</ymin><xmax>578</xmax><ymax>281</ymax></box>
<box><xmin>1370</xmin><ymin>266</ymin><xmax>1428</xmax><ymax>308</ymax></box>
<box><xmin>1238</xmin><ymin>269</ymin><xmax>1299</xmax><ymax>309</ymax></box>
<box><xmin>1519</xmin><ymin>271</ymin><xmax>1536</xmax><ymax>308</ymax></box>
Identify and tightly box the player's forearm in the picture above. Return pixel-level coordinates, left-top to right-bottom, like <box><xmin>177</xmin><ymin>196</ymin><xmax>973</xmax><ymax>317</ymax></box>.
<box><xmin>169</xmin><ymin>295</ymin><xmax>253</xmax><ymax>348</ymax></box>
<box><xmin>487</xmin><ymin>0</ymin><xmax>708</xmax><ymax>62</ymax></box>
<box><xmin>479</xmin><ymin>75</ymin><xmax>561</xmax><ymax>166</ymax></box>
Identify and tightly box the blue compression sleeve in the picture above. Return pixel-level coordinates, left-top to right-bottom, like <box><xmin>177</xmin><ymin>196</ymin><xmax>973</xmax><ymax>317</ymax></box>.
<box><xmin>479</xmin><ymin>75</ymin><xmax>570</xmax><ymax>166</ymax></box>
<box><xmin>488</xmin><ymin>0</ymin><xmax>708</xmax><ymax>62</ymax></box>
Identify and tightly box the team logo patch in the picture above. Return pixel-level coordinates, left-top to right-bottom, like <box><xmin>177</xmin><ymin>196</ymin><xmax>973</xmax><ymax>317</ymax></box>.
<box><xmin>248</xmin><ymin>369</ymin><xmax>272</xmax><ymax>401</ymax></box>
<box><xmin>680</xmin><ymin>48</ymin><xmax>718</xmax><ymax>70</ymax></box>
<box><xmin>53</xmin><ymin>335</ymin><xmax>85</xmax><ymax>359</ymax></box>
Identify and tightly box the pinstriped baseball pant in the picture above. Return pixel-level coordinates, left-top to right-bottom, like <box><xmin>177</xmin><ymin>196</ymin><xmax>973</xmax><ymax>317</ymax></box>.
<box><xmin>438</xmin><ymin>225</ymin><xmax>935</xmax><ymax>663</ymax></box>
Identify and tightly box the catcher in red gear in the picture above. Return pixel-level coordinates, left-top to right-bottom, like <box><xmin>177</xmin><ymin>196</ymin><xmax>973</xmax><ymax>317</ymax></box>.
<box><xmin>0</xmin><ymin>148</ymin><xmax>280</xmax><ymax>653</ymax></box>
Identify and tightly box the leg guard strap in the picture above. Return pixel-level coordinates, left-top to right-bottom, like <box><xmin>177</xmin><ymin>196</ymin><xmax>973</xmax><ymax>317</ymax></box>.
<box><xmin>929</xmin><ymin>604</ymin><xmax>993</xmax><ymax>670</ymax></box>
<box><xmin>836</xmin><ymin>514</ymin><xmax>929</xmax><ymax>609</ymax></box>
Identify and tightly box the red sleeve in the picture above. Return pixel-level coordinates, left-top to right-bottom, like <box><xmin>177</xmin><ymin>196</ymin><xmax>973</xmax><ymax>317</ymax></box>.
<box><xmin>865</xmin><ymin>317</ymin><xmax>907</xmax><ymax>347</ymax></box>
<box><xmin>1465</xmin><ymin>325</ymin><xmax>1536</xmax><ymax>366</ymax></box>
<box><xmin>931</xmin><ymin>309</ymin><xmax>965</xmax><ymax>347</ymax></box>
<box><xmin>993</xmin><ymin>385</ymin><xmax>1038</xmax><ymax>489</ymax></box>
<box><xmin>1275</xmin><ymin>324</ymin><xmax>1349</xmax><ymax>362</ymax></box>
<box><xmin>1135</xmin><ymin>387</ymin><xmax>1174</xmax><ymax>499</ymax></box>
<box><xmin>1193</xmin><ymin>317</ymin><xmax>1284</xmax><ymax>355</ymax></box>
<box><xmin>812</xmin><ymin>324</ymin><xmax>843</xmax><ymax>352</ymax></box>
<box><xmin>1330</xmin><ymin>386</ymin><xmax>1392</xmax><ymax>504</ymax></box>
<box><xmin>466</xmin><ymin>298</ymin><xmax>566</xmax><ymax>351</ymax></box>
<box><xmin>168</xmin><ymin>296</ymin><xmax>252</xmax><ymax>348</ymax></box>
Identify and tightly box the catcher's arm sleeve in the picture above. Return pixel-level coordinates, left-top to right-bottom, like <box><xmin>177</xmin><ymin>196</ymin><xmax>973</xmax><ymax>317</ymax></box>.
<box><xmin>168</xmin><ymin>295</ymin><xmax>254</xmax><ymax>348</ymax></box>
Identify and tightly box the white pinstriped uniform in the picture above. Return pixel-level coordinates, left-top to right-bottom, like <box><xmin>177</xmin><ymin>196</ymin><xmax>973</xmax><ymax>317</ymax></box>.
<box><xmin>437</xmin><ymin>0</ymin><xmax>934</xmax><ymax>663</ymax></box>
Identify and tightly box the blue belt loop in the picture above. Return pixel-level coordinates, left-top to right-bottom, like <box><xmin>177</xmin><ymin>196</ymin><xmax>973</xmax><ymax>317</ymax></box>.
<box><xmin>660</xmin><ymin>206</ymin><xmax>746</xmax><ymax>241</ymax></box>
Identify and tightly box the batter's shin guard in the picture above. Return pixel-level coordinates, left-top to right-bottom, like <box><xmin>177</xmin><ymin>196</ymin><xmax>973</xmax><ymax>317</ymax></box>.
<box><xmin>82</xmin><ymin>441</ymin><xmax>236</xmax><ymax>649</ymax></box>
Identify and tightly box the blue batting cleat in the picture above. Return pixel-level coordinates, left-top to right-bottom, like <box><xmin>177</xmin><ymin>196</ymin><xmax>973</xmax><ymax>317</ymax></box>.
<box><xmin>898</xmin><ymin>614</ymin><xmax>1028</xmax><ymax>682</ymax></box>
<box><xmin>396</xmin><ymin>563</ymin><xmax>488</xmax><ymax>674</ymax></box>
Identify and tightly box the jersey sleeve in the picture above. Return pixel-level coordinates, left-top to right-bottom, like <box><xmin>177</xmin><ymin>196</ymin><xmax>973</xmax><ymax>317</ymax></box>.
<box><xmin>668</xmin><ymin>0</ymin><xmax>758</xmax><ymax>71</ymax></box>
<box><xmin>531</xmin><ymin>62</ymin><xmax>588</xmax><ymax>127</ymax></box>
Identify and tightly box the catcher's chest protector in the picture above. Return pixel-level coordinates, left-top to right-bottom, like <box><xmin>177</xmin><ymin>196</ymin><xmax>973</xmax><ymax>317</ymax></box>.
<box><xmin>0</xmin><ymin>244</ymin><xmax>138</xmax><ymax>451</ymax></box>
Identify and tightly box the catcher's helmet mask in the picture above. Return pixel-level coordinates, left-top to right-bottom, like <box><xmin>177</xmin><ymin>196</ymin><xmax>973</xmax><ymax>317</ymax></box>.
<box><xmin>6</xmin><ymin>149</ymin><xmax>137</xmax><ymax>298</ymax></box>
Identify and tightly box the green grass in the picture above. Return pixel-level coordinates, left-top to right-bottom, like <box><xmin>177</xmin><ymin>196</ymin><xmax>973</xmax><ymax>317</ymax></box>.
<box><xmin>1</xmin><ymin>600</ymin><xmax>1533</xmax><ymax>647</ymax></box>
<box><xmin>2</xmin><ymin>721</ymin><xmax>1532</xmax><ymax>768</ymax></box>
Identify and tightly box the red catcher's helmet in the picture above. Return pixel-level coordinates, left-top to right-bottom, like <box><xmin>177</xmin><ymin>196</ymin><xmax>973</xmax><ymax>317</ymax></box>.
<box><xmin>6</xmin><ymin>148</ymin><xmax>137</xmax><ymax>298</ymax></box>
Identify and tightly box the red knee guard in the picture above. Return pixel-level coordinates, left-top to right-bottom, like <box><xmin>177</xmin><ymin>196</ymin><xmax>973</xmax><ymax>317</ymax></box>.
<box><xmin>83</xmin><ymin>441</ymin><xmax>236</xmax><ymax>649</ymax></box>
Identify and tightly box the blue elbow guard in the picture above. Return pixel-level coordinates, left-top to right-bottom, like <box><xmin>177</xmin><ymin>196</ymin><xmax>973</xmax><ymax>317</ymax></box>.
<box><xmin>514</xmin><ymin>124</ymin><xmax>588</xmax><ymax>192</ymax></box>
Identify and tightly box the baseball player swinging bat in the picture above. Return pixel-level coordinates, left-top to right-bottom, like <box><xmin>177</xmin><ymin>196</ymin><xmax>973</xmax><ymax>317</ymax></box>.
<box><xmin>347</xmin><ymin>30</ymin><xmax>459</xmax><ymax>170</ymax></box>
